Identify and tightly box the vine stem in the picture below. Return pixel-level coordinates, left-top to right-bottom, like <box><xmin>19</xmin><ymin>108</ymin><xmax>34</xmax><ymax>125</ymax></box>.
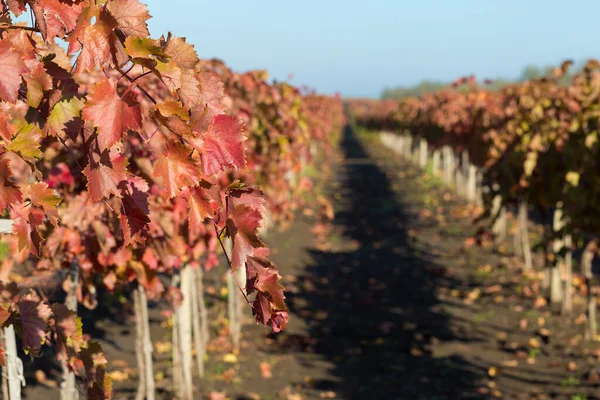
<box><xmin>115</xmin><ymin>66</ymin><xmax>157</xmax><ymax>105</ymax></box>
<box><xmin>5</xmin><ymin>25</ymin><xmax>39</xmax><ymax>32</ymax></box>
<box><xmin>213</xmin><ymin>221</ymin><xmax>251</xmax><ymax>305</ymax></box>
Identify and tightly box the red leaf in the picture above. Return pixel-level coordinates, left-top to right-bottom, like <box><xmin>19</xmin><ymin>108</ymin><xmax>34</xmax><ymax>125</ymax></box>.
<box><xmin>0</xmin><ymin>307</ymin><xmax>10</xmax><ymax>326</ymax></box>
<box><xmin>162</xmin><ymin>34</ymin><xmax>198</xmax><ymax>70</ymax></box>
<box><xmin>13</xmin><ymin>207</ymin><xmax>45</xmax><ymax>257</ymax></box>
<box><xmin>29</xmin><ymin>0</ymin><xmax>84</xmax><ymax>42</ymax></box>
<box><xmin>200</xmin><ymin>114</ymin><xmax>246</xmax><ymax>176</ymax></box>
<box><xmin>6</xmin><ymin>0</ymin><xmax>26</xmax><ymax>16</ymax></box>
<box><xmin>0</xmin><ymin>39</ymin><xmax>28</xmax><ymax>103</ymax></box>
<box><xmin>13</xmin><ymin>183</ymin><xmax>61</xmax><ymax>255</ymax></box>
<box><xmin>226</xmin><ymin>205</ymin><xmax>265</xmax><ymax>271</ymax></box>
<box><xmin>226</xmin><ymin>186</ymin><xmax>266</xmax><ymax>218</ymax></box>
<box><xmin>245</xmin><ymin>255</ymin><xmax>287</xmax><ymax>332</ymax></box>
<box><xmin>252</xmin><ymin>293</ymin><xmax>271</xmax><ymax>325</ymax></box>
<box><xmin>142</xmin><ymin>248</ymin><xmax>158</xmax><ymax>270</ymax></box>
<box><xmin>269</xmin><ymin>310</ymin><xmax>288</xmax><ymax>333</ymax></box>
<box><xmin>19</xmin><ymin>293</ymin><xmax>51</xmax><ymax>354</ymax></box>
<box><xmin>73</xmin><ymin>20</ymin><xmax>115</xmax><ymax>74</ymax></box>
<box><xmin>185</xmin><ymin>182</ymin><xmax>220</xmax><ymax>240</ymax></box>
<box><xmin>0</xmin><ymin>158</ymin><xmax>22</xmax><ymax>211</ymax></box>
<box><xmin>120</xmin><ymin>177</ymin><xmax>150</xmax><ymax>246</ymax></box>
<box><xmin>190</xmin><ymin>71</ymin><xmax>226</xmax><ymax>131</ymax></box>
<box><xmin>84</xmin><ymin>149</ymin><xmax>129</xmax><ymax>202</ymax></box>
<box><xmin>106</xmin><ymin>0</ymin><xmax>151</xmax><ymax>38</ymax></box>
<box><xmin>83</xmin><ymin>78</ymin><xmax>142</xmax><ymax>151</ymax></box>
<box><xmin>22</xmin><ymin>182</ymin><xmax>61</xmax><ymax>225</ymax></box>
<box><xmin>51</xmin><ymin>303</ymin><xmax>80</xmax><ymax>360</ymax></box>
<box><xmin>152</xmin><ymin>142</ymin><xmax>202</xmax><ymax>198</ymax></box>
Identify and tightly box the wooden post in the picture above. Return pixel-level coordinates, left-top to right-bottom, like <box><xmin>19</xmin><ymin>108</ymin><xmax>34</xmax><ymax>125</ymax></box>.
<box><xmin>550</xmin><ymin>206</ymin><xmax>564</xmax><ymax>305</ymax></box>
<box><xmin>225</xmin><ymin>238</ymin><xmax>243</xmax><ymax>352</ymax></box>
<box><xmin>467</xmin><ymin>165</ymin><xmax>477</xmax><ymax>202</ymax></box>
<box><xmin>192</xmin><ymin>266</ymin><xmax>207</xmax><ymax>378</ymax></box>
<box><xmin>562</xmin><ymin>233</ymin><xmax>573</xmax><ymax>315</ymax></box>
<box><xmin>4</xmin><ymin>323</ymin><xmax>24</xmax><ymax>399</ymax></box>
<box><xmin>419</xmin><ymin>138</ymin><xmax>428</xmax><ymax>168</ymax></box>
<box><xmin>177</xmin><ymin>266</ymin><xmax>194</xmax><ymax>399</ymax></box>
<box><xmin>476</xmin><ymin>170</ymin><xmax>484</xmax><ymax>207</ymax></box>
<box><xmin>432</xmin><ymin>150</ymin><xmax>441</xmax><ymax>176</ymax></box>
<box><xmin>60</xmin><ymin>264</ymin><xmax>79</xmax><ymax>400</ymax></box>
<box><xmin>134</xmin><ymin>287</ymin><xmax>155</xmax><ymax>400</ymax></box>
<box><xmin>582</xmin><ymin>241</ymin><xmax>597</xmax><ymax>340</ymax></box>
<box><xmin>518</xmin><ymin>199</ymin><xmax>533</xmax><ymax>271</ymax></box>
<box><xmin>492</xmin><ymin>194</ymin><xmax>507</xmax><ymax>244</ymax></box>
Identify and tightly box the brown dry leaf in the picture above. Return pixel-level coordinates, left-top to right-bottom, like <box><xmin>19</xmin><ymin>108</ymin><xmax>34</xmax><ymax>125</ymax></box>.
<box><xmin>155</xmin><ymin>341</ymin><xmax>171</xmax><ymax>353</ymax></box>
<box><xmin>466</xmin><ymin>288</ymin><xmax>481</xmax><ymax>301</ymax></box>
<box><xmin>534</xmin><ymin>296</ymin><xmax>547</xmax><ymax>308</ymax></box>
<box><xmin>574</xmin><ymin>313</ymin><xmax>587</xmax><ymax>325</ymax></box>
<box><xmin>501</xmin><ymin>360</ymin><xmax>518</xmax><ymax>367</ymax></box>
<box><xmin>222</xmin><ymin>368</ymin><xmax>236</xmax><ymax>383</ymax></box>
<box><xmin>520</xmin><ymin>319</ymin><xmax>528</xmax><ymax>330</ymax></box>
<box><xmin>259</xmin><ymin>361</ymin><xmax>272</xmax><ymax>379</ymax></box>
<box><xmin>567</xmin><ymin>361</ymin><xmax>577</xmax><ymax>371</ymax></box>
<box><xmin>208</xmin><ymin>392</ymin><xmax>228</xmax><ymax>400</ymax></box>
<box><xmin>485</xmin><ymin>284</ymin><xmax>502</xmax><ymax>294</ymax></box>
<box><xmin>410</xmin><ymin>347</ymin><xmax>423</xmax><ymax>356</ymax></box>
<box><xmin>34</xmin><ymin>370</ymin><xmax>57</xmax><ymax>388</ymax></box>
<box><xmin>529</xmin><ymin>338</ymin><xmax>541</xmax><ymax>348</ymax></box>
<box><xmin>108</xmin><ymin>370</ymin><xmax>129</xmax><ymax>382</ymax></box>
<box><xmin>539</xmin><ymin>328</ymin><xmax>550</xmax><ymax>337</ymax></box>
<box><xmin>111</xmin><ymin>359</ymin><xmax>128</xmax><ymax>368</ymax></box>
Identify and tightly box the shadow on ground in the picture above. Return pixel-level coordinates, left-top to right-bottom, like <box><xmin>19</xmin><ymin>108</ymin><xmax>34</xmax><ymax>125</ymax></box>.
<box><xmin>280</xmin><ymin>126</ymin><xmax>487</xmax><ymax>399</ymax></box>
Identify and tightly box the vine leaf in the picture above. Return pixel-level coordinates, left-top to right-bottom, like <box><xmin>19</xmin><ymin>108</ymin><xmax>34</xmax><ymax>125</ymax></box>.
<box><xmin>84</xmin><ymin>149</ymin><xmax>129</xmax><ymax>202</ymax></box>
<box><xmin>184</xmin><ymin>181</ymin><xmax>220</xmax><ymax>240</ymax></box>
<box><xmin>161</xmin><ymin>33</ymin><xmax>198</xmax><ymax>70</ymax></box>
<box><xmin>106</xmin><ymin>0</ymin><xmax>151</xmax><ymax>38</ymax></box>
<box><xmin>152</xmin><ymin>141</ymin><xmax>202</xmax><ymax>198</ymax></box>
<box><xmin>120</xmin><ymin>177</ymin><xmax>150</xmax><ymax>246</ymax></box>
<box><xmin>23</xmin><ymin>182</ymin><xmax>62</xmax><ymax>225</ymax></box>
<box><xmin>226</xmin><ymin>205</ymin><xmax>265</xmax><ymax>271</ymax></box>
<box><xmin>6</xmin><ymin>124</ymin><xmax>43</xmax><ymax>161</ymax></box>
<box><xmin>200</xmin><ymin>114</ymin><xmax>246</xmax><ymax>176</ymax></box>
<box><xmin>46</xmin><ymin>97</ymin><xmax>84</xmax><ymax>137</ymax></box>
<box><xmin>29</xmin><ymin>0</ymin><xmax>84</xmax><ymax>42</ymax></box>
<box><xmin>0</xmin><ymin>158</ymin><xmax>23</xmax><ymax>211</ymax></box>
<box><xmin>51</xmin><ymin>303</ymin><xmax>81</xmax><ymax>360</ymax></box>
<box><xmin>19</xmin><ymin>293</ymin><xmax>52</xmax><ymax>355</ymax></box>
<box><xmin>246</xmin><ymin>256</ymin><xmax>288</xmax><ymax>333</ymax></box>
<box><xmin>0</xmin><ymin>39</ymin><xmax>28</xmax><ymax>103</ymax></box>
<box><xmin>83</xmin><ymin>78</ymin><xmax>143</xmax><ymax>152</ymax></box>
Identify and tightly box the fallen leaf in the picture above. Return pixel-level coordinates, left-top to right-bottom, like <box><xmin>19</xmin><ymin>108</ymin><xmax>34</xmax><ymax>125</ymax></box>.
<box><xmin>259</xmin><ymin>361</ymin><xmax>272</xmax><ymax>379</ymax></box>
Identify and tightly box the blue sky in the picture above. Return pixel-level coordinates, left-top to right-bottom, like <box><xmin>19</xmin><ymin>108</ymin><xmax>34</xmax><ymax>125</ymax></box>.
<box><xmin>144</xmin><ymin>0</ymin><xmax>599</xmax><ymax>98</ymax></box>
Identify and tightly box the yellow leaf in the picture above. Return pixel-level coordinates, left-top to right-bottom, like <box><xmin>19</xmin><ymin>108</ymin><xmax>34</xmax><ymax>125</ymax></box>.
<box><xmin>565</xmin><ymin>171</ymin><xmax>580</xmax><ymax>187</ymax></box>
<box><xmin>223</xmin><ymin>353</ymin><xmax>238</xmax><ymax>363</ymax></box>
